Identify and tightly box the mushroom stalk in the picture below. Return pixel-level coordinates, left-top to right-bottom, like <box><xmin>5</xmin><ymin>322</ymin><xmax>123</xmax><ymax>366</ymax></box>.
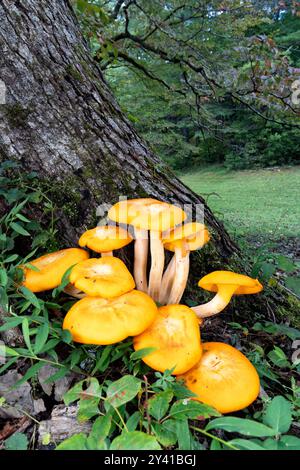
<box><xmin>191</xmin><ymin>284</ymin><xmax>237</xmax><ymax>318</ymax></box>
<box><xmin>167</xmin><ymin>247</ymin><xmax>190</xmax><ymax>305</ymax></box>
<box><xmin>159</xmin><ymin>255</ymin><xmax>176</xmax><ymax>304</ymax></box>
<box><xmin>134</xmin><ymin>228</ymin><xmax>148</xmax><ymax>293</ymax></box>
<box><xmin>101</xmin><ymin>251</ymin><xmax>113</xmax><ymax>257</ymax></box>
<box><xmin>148</xmin><ymin>230</ymin><xmax>165</xmax><ymax>301</ymax></box>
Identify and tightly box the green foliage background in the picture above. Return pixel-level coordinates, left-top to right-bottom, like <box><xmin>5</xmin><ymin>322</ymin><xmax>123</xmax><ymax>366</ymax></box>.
<box><xmin>73</xmin><ymin>0</ymin><xmax>300</xmax><ymax>171</ymax></box>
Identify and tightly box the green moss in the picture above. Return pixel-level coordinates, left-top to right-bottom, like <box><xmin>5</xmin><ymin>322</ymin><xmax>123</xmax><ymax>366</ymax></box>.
<box><xmin>0</xmin><ymin>145</ymin><xmax>9</xmax><ymax>161</ymax></box>
<box><xmin>6</xmin><ymin>159</ymin><xmax>299</xmax><ymax>328</ymax></box>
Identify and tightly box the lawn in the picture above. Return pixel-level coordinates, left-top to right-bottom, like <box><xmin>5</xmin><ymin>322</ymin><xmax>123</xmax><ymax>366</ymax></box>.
<box><xmin>180</xmin><ymin>166</ymin><xmax>300</xmax><ymax>245</ymax></box>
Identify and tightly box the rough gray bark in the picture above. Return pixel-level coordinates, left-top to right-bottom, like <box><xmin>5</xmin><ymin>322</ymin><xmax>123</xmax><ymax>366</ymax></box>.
<box><xmin>0</xmin><ymin>0</ymin><xmax>293</xmax><ymax>321</ymax></box>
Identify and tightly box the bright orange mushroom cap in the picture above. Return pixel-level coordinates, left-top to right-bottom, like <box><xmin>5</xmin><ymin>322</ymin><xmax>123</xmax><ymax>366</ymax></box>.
<box><xmin>163</xmin><ymin>222</ymin><xmax>210</xmax><ymax>252</ymax></box>
<box><xmin>63</xmin><ymin>290</ymin><xmax>158</xmax><ymax>345</ymax></box>
<box><xmin>108</xmin><ymin>198</ymin><xmax>186</xmax><ymax>231</ymax></box>
<box><xmin>179</xmin><ymin>342</ymin><xmax>260</xmax><ymax>414</ymax></box>
<box><xmin>69</xmin><ymin>256</ymin><xmax>135</xmax><ymax>297</ymax></box>
<box><xmin>78</xmin><ymin>225</ymin><xmax>132</xmax><ymax>253</ymax></box>
<box><xmin>21</xmin><ymin>248</ymin><xmax>89</xmax><ymax>292</ymax></box>
<box><xmin>199</xmin><ymin>271</ymin><xmax>263</xmax><ymax>295</ymax></box>
<box><xmin>133</xmin><ymin>304</ymin><xmax>202</xmax><ymax>375</ymax></box>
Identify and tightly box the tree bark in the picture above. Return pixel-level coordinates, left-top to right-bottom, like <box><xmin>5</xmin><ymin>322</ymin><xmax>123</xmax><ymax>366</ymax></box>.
<box><xmin>0</xmin><ymin>0</ymin><xmax>294</xmax><ymax>321</ymax></box>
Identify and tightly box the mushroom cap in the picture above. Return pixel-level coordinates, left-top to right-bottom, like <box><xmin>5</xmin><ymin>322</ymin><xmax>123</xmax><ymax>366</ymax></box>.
<box><xmin>108</xmin><ymin>198</ymin><xmax>186</xmax><ymax>231</ymax></box>
<box><xmin>79</xmin><ymin>225</ymin><xmax>132</xmax><ymax>253</ymax></box>
<box><xmin>63</xmin><ymin>290</ymin><xmax>158</xmax><ymax>345</ymax></box>
<box><xmin>198</xmin><ymin>271</ymin><xmax>263</xmax><ymax>295</ymax></box>
<box><xmin>22</xmin><ymin>248</ymin><xmax>89</xmax><ymax>293</ymax></box>
<box><xmin>133</xmin><ymin>304</ymin><xmax>202</xmax><ymax>375</ymax></box>
<box><xmin>163</xmin><ymin>222</ymin><xmax>210</xmax><ymax>252</ymax></box>
<box><xmin>69</xmin><ymin>256</ymin><xmax>135</xmax><ymax>298</ymax></box>
<box><xmin>179</xmin><ymin>342</ymin><xmax>260</xmax><ymax>414</ymax></box>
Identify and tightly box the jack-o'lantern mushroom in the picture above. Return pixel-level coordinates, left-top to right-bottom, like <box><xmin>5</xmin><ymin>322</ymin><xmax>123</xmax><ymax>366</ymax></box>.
<box><xmin>78</xmin><ymin>225</ymin><xmax>132</xmax><ymax>257</ymax></box>
<box><xmin>192</xmin><ymin>271</ymin><xmax>263</xmax><ymax>318</ymax></box>
<box><xmin>21</xmin><ymin>248</ymin><xmax>89</xmax><ymax>292</ymax></box>
<box><xmin>69</xmin><ymin>256</ymin><xmax>135</xmax><ymax>298</ymax></box>
<box><xmin>179</xmin><ymin>342</ymin><xmax>260</xmax><ymax>413</ymax></box>
<box><xmin>161</xmin><ymin>223</ymin><xmax>210</xmax><ymax>305</ymax></box>
<box><xmin>133</xmin><ymin>304</ymin><xmax>202</xmax><ymax>375</ymax></box>
<box><xmin>108</xmin><ymin>198</ymin><xmax>186</xmax><ymax>301</ymax></box>
<box><xmin>63</xmin><ymin>290</ymin><xmax>158</xmax><ymax>345</ymax></box>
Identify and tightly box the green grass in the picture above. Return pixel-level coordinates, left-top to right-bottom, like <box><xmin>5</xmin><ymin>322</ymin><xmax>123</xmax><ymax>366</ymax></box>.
<box><xmin>180</xmin><ymin>165</ymin><xmax>300</xmax><ymax>243</ymax></box>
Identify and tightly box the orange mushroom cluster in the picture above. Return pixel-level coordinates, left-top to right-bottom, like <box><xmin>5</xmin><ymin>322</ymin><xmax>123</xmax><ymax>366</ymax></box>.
<box><xmin>20</xmin><ymin>197</ymin><xmax>264</xmax><ymax>414</ymax></box>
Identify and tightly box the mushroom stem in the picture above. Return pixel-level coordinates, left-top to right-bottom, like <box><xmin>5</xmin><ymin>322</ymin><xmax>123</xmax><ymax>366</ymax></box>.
<box><xmin>101</xmin><ymin>251</ymin><xmax>113</xmax><ymax>257</ymax></box>
<box><xmin>133</xmin><ymin>228</ymin><xmax>148</xmax><ymax>293</ymax></box>
<box><xmin>167</xmin><ymin>247</ymin><xmax>190</xmax><ymax>305</ymax></box>
<box><xmin>148</xmin><ymin>230</ymin><xmax>165</xmax><ymax>301</ymax></box>
<box><xmin>191</xmin><ymin>284</ymin><xmax>238</xmax><ymax>318</ymax></box>
<box><xmin>63</xmin><ymin>283</ymin><xmax>86</xmax><ymax>299</ymax></box>
<box><xmin>159</xmin><ymin>255</ymin><xmax>176</xmax><ymax>304</ymax></box>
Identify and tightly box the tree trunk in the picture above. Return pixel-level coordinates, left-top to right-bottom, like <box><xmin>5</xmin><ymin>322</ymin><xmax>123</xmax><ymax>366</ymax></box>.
<box><xmin>0</xmin><ymin>0</ymin><xmax>293</xmax><ymax>321</ymax></box>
